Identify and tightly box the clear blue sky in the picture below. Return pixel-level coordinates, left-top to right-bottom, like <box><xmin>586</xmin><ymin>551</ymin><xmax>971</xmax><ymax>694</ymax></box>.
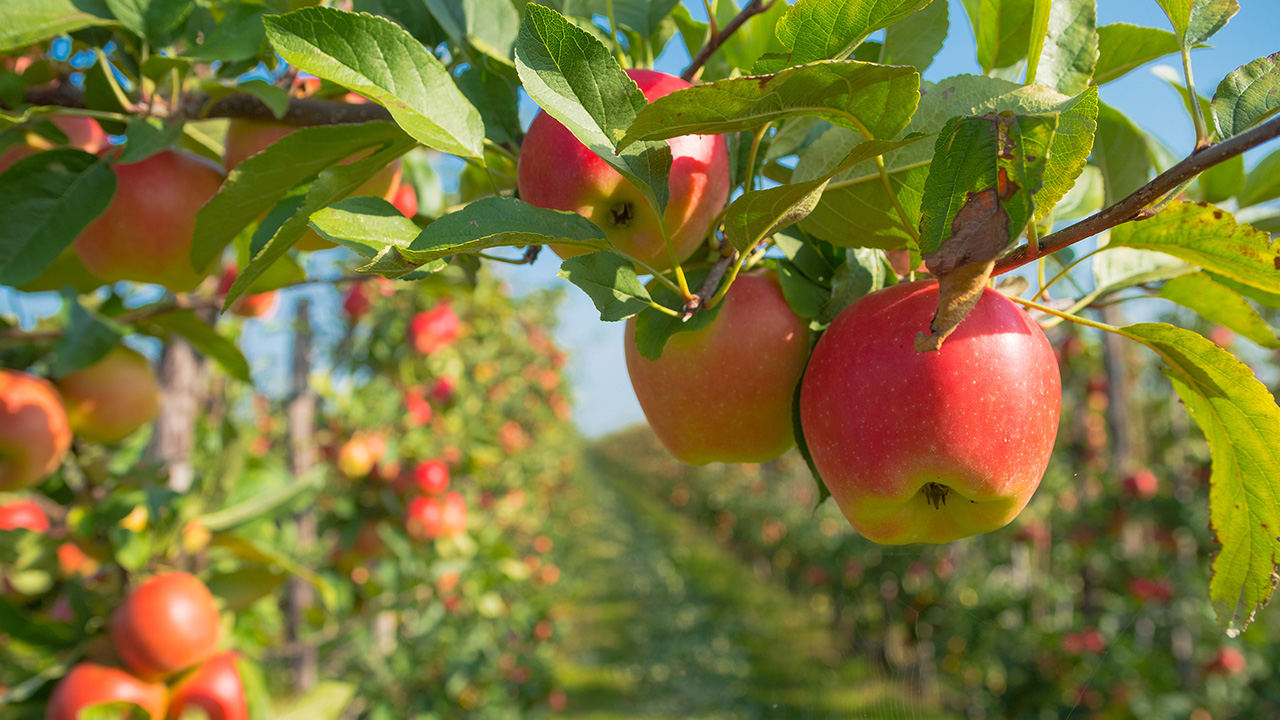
<box><xmin>3</xmin><ymin>0</ymin><xmax>1278</xmax><ymax>437</ymax></box>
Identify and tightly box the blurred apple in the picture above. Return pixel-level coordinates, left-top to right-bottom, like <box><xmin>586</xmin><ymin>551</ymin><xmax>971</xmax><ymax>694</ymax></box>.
<box><xmin>0</xmin><ymin>369</ymin><xmax>72</xmax><ymax>491</ymax></box>
<box><xmin>57</xmin><ymin>345</ymin><xmax>161</xmax><ymax>445</ymax></box>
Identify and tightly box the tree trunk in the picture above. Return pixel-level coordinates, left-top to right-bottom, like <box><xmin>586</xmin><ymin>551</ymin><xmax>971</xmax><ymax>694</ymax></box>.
<box><xmin>285</xmin><ymin>299</ymin><xmax>319</xmax><ymax>692</ymax></box>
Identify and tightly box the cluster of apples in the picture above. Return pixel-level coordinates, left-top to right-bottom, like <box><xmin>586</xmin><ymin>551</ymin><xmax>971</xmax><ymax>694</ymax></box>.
<box><xmin>46</xmin><ymin>572</ymin><xmax>246</xmax><ymax>720</ymax></box>
<box><xmin>0</xmin><ymin>346</ymin><xmax>161</xmax><ymax>491</ymax></box>
<box><xmin>517</xmin><ymin>69</ymin><xmax>1062</xmax><ymax>545</ymax></box>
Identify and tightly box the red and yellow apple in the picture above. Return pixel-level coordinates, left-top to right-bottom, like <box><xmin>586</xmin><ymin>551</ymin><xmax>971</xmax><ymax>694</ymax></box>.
<box><xmin>0</xmin><ymin>499</ymin><xmax>50</xmax><ymax>532</ymax></box>
<box><xmin>405</xmin><ymin>491</ymin><xmax>467</xmax><ymax>540</ymax></box>
<box><xmin>392</xmin><ymin>183</ymin><xmax>418</xmax><ymax>218</ymax></box>
<box><xmin>111</xmin><ymin>571</ymin><xmax>222</xmax><ymax>681</ymax></box>
<box><xmin>0</xmin><ymin>115</ymin><xmax>107</xmax><ymax>173</ymax></box>
<box><xmin>799</xmin><ymin>280</ymin><xmax>1062</xmax><ymax>545</ymax></box>
<box><xmin>0</xmin><ymin>369</ymin><xmax>72</xmax><ymax>491</ymax></box>
<box><xmin>57</xmin><ymin>345</ymin><xmax>161</xmax><ymax>445</ymax></box>
<box><xmin>74</xmin><ymin>149</ymin><xmax>225</xmax><ymax>291</ymax></box>
<box><xmin>47</xmin><ymin>663</ymin><xmax>168</xmax><ymax>720</ymax></box>
<box><xmin>624</xmin><ymin>272</ymin><xmax>810</xmax><ymax>464</ymax></box>
<box><xmin>336</xmin><ymin>432</ymin><xmax>386</xmax><ymax>479</ymax></box>
<box><xmin>517</xmin><ymin>69</ymin><xmax>729</xmax><ymax>271</ymax></box>
<box><xmin>167</xmin><ymin>651</ymin><xmax>249</xmax><ymax>720</ymax></box>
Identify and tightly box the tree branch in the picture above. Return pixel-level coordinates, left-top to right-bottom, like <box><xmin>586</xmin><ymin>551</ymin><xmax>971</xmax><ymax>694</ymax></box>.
<box><xmin>681</xmin><ymin>0</ymin><xmax>775</xmax><ymax>83</ymax></box>
<box><xmin>994</xmin><ymin>112</ymin><xmax>1280</xmax><ymax>276</ymax></box>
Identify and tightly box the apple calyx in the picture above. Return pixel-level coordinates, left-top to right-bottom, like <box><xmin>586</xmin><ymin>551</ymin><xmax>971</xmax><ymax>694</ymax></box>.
<box><xmin>922</xmin><ymin>482</ymin><xmax>951</xmax><ymax>509</ymax></box>
<box><xmin>609</xmin><ymin>201</ymin><xmax>635</xmax><ymax>228</ymax></box>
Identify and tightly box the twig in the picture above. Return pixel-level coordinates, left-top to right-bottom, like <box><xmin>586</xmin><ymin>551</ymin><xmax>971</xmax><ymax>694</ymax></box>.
<box><xmin>683</xmin><ymin>248</ymin><xmax>739</xmax><ymax>318</ymax></box>
<box><xmin>681</xmin><ymin>0</ymin><xmax>776</xmax><ymax>83</ymax></box>
<box><xmin>994</xmin><ymin>112</ymin><xmax>1280</xmax><ymax>276</ymax></box>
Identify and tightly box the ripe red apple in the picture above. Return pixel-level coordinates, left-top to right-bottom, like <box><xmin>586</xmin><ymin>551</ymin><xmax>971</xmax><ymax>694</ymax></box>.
<box><xmin>336</xmin><ymin>433</ymin><xmax>386</xmax><ymax>479</ymax></box>
<box><xmin>111</xmin><ymin>571</ymin><xmax>222</xmax><ymax>681</ymax></box>
<box><xmin>517</xmin><ymin>69</ymin><xmax>729</xmax><ymax>271</ymax></box>
<box><xmin>0</xmin><ymin>499</ymin><xmax>50</xmax><ymax>532</ymax></box>
<box><xmin>223</xmin><ymin>117</ymin><xmax>402</xmax><ymax>252</ymax></box>
<box><xmin>57</xmin><ymin>345</ymin><xmax>161</xmax><ymax>445</ymax></box>
<box><xmin>413</xmin><ymin>459</ymin><xmax>449</xmax><ymax>495</ymax></box>
<box><xmin>217</xmin><ymin>266</ymin><xmax>279</xmax><ymax>318</ymax></box>
<box><xmin>342</xmin><ymin>282</ymin><xmax>372</xmax><ymax>319</ymax></box>
<box><xmin>1122</xmin><ymin>469</ymin><xmax>1159</xmax><ymax>500</ymax></box>
<box><xmin>409</xmin><ymin>304</ymin><xmax>461</xmax><ymax>354</ymax></box>
<box><xmin>167</xmin><ymin>651</ymin><xmax>249</xmax><ymax>720</ymax></box>
<box><xmin>405</xmin><ymin>495</ymin><xmax>446</xmax><ymax>539</ymax></box>
<box><xmin>47</xmin><ymin>663</ymin><xmax>168</xmax><ymax>720</ymax></box>
<box><xmin>0</xmin><ymin>115</ymin><xmax>107</xmax><ymax>173</ymax></box>
<box><xmin>404</xmin><ymin>388</ymin><xmax>433</xmax><ymax>425</ymax></box>
<box><xmin>0</xmin><ymin>369</ymin><xmax>72</xmax><ymax>491</ymax></box>
<box><xmin>429</xmin><ymin>376</ymin><xmax>456</xmax><ymax>404</ymax></box>
<box><xmin>624</xmin><ymin>272</ymin><xmax>810</xmax><ymax>464</ymax></box>
<box><xmin>392</xmin><ymin>183</ymin><xmax>418</xmax><ymax>217</ymax></box>
<box><xmin>799</xmin><ymin>280</ymin><xmax>1061</xmax><ymax>544</ymax></box>
<box><xmin>74</xmin><ymin>149</ymin><xmax>224</xmax><ymax>291</ymax></box>
<box><xmin>1207</xmin><ymin>646</ymin><xmax>1246</xmax><ymax>675</ymax></box>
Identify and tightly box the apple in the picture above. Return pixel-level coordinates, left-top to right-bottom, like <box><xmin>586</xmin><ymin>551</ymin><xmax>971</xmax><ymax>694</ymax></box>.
<box><xmin>409</xmin><ymin>304</ymin><xmax>461</xmax><ymax>354</ymax></box>
<box><xmin>413</xmin><ymin>459</ymin><xmax>449</xmax><ymax>495</ymax></box>
<box><xmin>517</xmin><ymin>69</ymin><xmax>729</xmax><ymax>271</ymax></box>
<box><xmin>392</xmin><ymin>183</ymin><xmax>418</xmax><ymax>217</ymax></box>
<box><xmin>799</xmin><ymin>280</ymin><xmax>1061</xmax><ymax>544</ymax></box>
<box><xmin>336</xmin><ymin>433</ymin><xmax>386</xmax><ymax>479</ymax></box>
<box><xmin>441</xmin><ymin>491</ymin><xmax>467</xmax><ymax>536</ymax></box>
<box><xmin>1207</xmin><ymin>646</ymin><xmax>1246</xmax><ymax>675</ymax></box>
<box><xmin>404</xmin><ymin>388</ymin><xmax>433</xmax><ymax>425</ymax></box>
<box><xmin>47</xmin><ymin>663</ymin><xmax>168</xmax><ymax>720</ymax></box>
<box><xmin>73</xmin><ymin>149</ymin><xmax>224</xmax><ymax>291</ymax></box>
<box><xmin>16</xmin><ymin>248</ymin><xmax>104</xmax><ymax>294</ymax></box>
<box><xmin>57</xmin><ymin>345</ymin><xmax>161</xmax><ymax>445</ymax></box>
<box><xmin>217</xmin><ymin>266</ymin><xmax>279</xmax><ymax>318</ymax></box>
<box><xmin>342</xmin><ymin>282</ymin><xmax>372</xmax><ymax>319</ymax></box>
<box><xmin>223</xmin><ymin>117</ymin><xmax>402</xmax><ymax>252</ymax></box>
<box><xmin>405</xmin><ymin>496</ymin><xmax>445</xmax><ymax>540</ymax></box>
<box><xmin>429</xmin><ymin>376</ymin><xmax>456</xmax><ymax>404</ymax></box>
<box><xmin>0</xmin><ymin>115</ymin><xmax>107</xmax><ymax>173</ymax></box>
<box><xmin>624</xmin><ymin>272</ymin><xmax>810</xmax><ymax>464</ymax></box>
<box><xmin>167</xmin><ymin>651</ymin><xmax>249</xmax><ymax>720</ymax></box>
<box><xmin>111</xmin><ymin>571</ymin><xmax>222</xmax><ymax>681</ymax></box>
<box><xmin>0</xmin><ymin>369</ymin><xmax>72</xmax><ymax>491</ymax></box>
<box><xmin>58</xmin><ymin>541</ymin><xmax>100</xmax><ymax>578</ymax></box>
<box><xmin>1122</xmin><ymin>469</ymin><xmax>1159</xmax><ymax>500</ymax></box>
<box><xmin>0</xmin><ymin>499</ymin><xmax>50</xmax><ymax>532</ymax></box>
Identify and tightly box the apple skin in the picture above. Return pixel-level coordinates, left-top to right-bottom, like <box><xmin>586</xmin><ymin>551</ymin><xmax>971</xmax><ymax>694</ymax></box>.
<box><xmin>406</xmin><ymin>492</ymin><xmax>467</xmax><ymax>539</ymax></box>
<box><xmin>392</xmin><ymin>183</ymin><xmax>418</xmax><ymax>217</ymax></box>
<box><xmin>336</xmin><ymin>433</ymin><xmax>386</xmax><ymax>479</ymax></box>
<box><xmin>74</xmin><ymin>149</ymin><xmax>225</xmax><ymax>292</ymax></box>
<box><xmin>110</xmin><ymin>571</ymin><xmax>222</xmax><ymax>681</ymax></box>
<box><xmin>224</xmin><ymin>118</ymin><xmax>402</xmax><ymax>251</ymax></box>
<box><xmin>413</xmin><ymin>460</ymin><xmax>450</xmax><ymax>495</ymax></box>
<box><xmin>624</xmin><ymin>272</ymin><xmax>810</xmax><ymax>464</ymax></box>
<box><xmin>167</xmin><ymin>651</ymin><xmax>249</xmax><ymax>720</ymax></box>
<box><xmin>409</xmin><ymin>304</ymin><xmax>462</xmax><ymax>355</ymax></box>
<box><xmin>57</xmin><ymin>345</ymin><xmax>161</xmax><ymax>445</ymax></box>
<box><xmin>0</xmin><ymin>499</ymin><xmax>50</xmax><ymax>532</ymax></box>
<box><xmin>799</xmin><ymin>280</ymin><xmax>1061</xmax><ymax>545</ymax></box>
<box><xmin>47</xmin><ymin>663</ymin><xmax>169</xmax><ymax>720</ymax></box>
<box><xmin>0</xmin><ymin>370</ymin><xmax>72</xmax><ymax>491</ymax></box>
<box><xmin>517</xmin><ymin>69</ymin><xmax>729</xmax><ymax>271</ymax></box>
<box><xmin>0</xmin><ymin>115</ymin><xmax>107</xmax><ymax>173</ymax></box>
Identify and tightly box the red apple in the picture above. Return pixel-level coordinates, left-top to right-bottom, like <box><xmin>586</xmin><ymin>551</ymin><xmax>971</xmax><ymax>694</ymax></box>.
<box><xmin>0</xmin><ymin>499</ymin><xmax>50</xmax><ymax>532</ymax></box>
<box><xmin>429</xmin><ymin>376</ymin><xmax>456</xmax><ymax>404</ymax></box>
<box><xmin>1122</xmin><ymin>469</ymin><xmax>1159</xmax><ymax>500</ymax></box>
<box><xmin>624</xmin><ymin>272</ymin><xmax>810</xmax><ymax>464</ymax></box>
<box><xmin>342</xmin><ymin>282</ymin><xmax>372</xmax><ymax>319</ymax></box>
<box><xmin>405</xmin><ymin>496</ymin><xmax>445</xmax><ymax>539</ymax></box>
<box><xmin>0</xmin><ymin>369</ymin><xmax>72</xmax><ymax>491</ymax></box>
<box><xmin>167</xmin><ymin>651</ymin><xmax>249</xmax><ymax>720</ymax></box>
<box><xmin>57</xmin><ymin>345</ymin><xmax>161</xmax><ymax>445</ymax></box>
<box><xmin>336</xmin><ymin>433</ymin><xmax>386</xmax><ymax>479</ymax></box>
<box><xmin>409</xmin><ymin>304</ymin><xmax>461</xmax><ymax>354</ymax></box>
<box><xmin>517</xmin><ymin>69</ymin><xmax>729</xmax><ymax>271</ymax></box>
<box><xmin>217</xmin><ymin>266</ymin><xmax>279</xmax><ymax>318</ymax></box>
<box><xmin>74</xmin><ymin>149</ymin><xmax>224</xmax><ymax>291</ymax></box>
<box><xmin>1207</xmin><ymin>647</ymin><xmax>1246</xmax><ymax>675</ymax></box>
<box><xmin>413</xmin><ymin>459</ymin><xmax>449</xmax><ymax>495</ymax></box>
<box><xmin>404</xmin><ymin>388</ymin><xmax>433</xmax><ymax>425</ymax></box>
<box><xmin>0</xmin><ymin>115</ymin><xmax>107</xmax><ymax>173</ymax></box>
<box><xmin>799</xmin><ymin>280</ymin><xmax>1061</xmax><ymax>544</ymax></box>
<box><xmin>111</xmin><ymin>571</ymin><xmax>222</xmax><ymax>681</ymax></box>
<box><xmin>392</xmin><ymin>183</ymin><xmax>418</xmax><ymax>217</ymax></box>
<box><xmin>47</xmin><ymin>663</ymin><xmax>168</xmax><ymax>720</ymax></box>
<box><xmin>441</xmin><ymin>491</ymin><xmax>467</xmax><ymax>537</ymax></box>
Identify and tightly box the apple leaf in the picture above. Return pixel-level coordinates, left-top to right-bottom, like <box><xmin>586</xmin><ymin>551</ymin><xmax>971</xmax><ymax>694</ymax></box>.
<box><xmin>405</xmin><ymin>196</ymin><xmax>608</xmax><ymax>264</ymax></box>
<box><xmin>137</xmin><ymin>309</ymin><xmax>251</xmax><ymax>382</ymax></box>
<box><xmin>116</xmin><ymin>116</ymin><xmax>185</xmax><ymax>165</ymax></box>
<box><xmin>960</xmin><ymin>0</ymin><xmax>1036</xmax><ymax>73</ymax></box>
<box><xmin>263</xmin><ymin>6</ymin><xmax>484</xmax><ymax>159</ymax></box>
<box><xmin>184</xmin><ymin>1</ymin><xmax>270</xmax><ymax>62</ymax></box>
<box><xmin>1091</xmin><ymin>242</ymin><xmax>1192</xmax><ymax>298</ymax></box>
<box><xmin>1159</xmin><ymin>272</ymin><xmax>1280</xmax><ymax>349</ymax></box>
<box><xmin>820</xmin><ymin>247</ymin><xmax>886</xmax><ymax>324</ymax></box>
<box><xmin>423</xmin><ymin>0</ymin><xmax>520</xmax><ymax>66</ymax></box>
<box><xmin>880</xmin><ymin>0</ymin><xmax>948</xmax><ymax>73</ymax></box>
<box><xmin>456</xmin><ymin>64</ymin><xmax>522</xmax><ymax>145</ymax></box>
<box><xmin>1194</xmin><ymin>153</ymin><xmax>1245</xmax><ymax>204</ymax></box>
<box><xmin>1093</xmin><ymin>24</ymin><xmax>1180</xmax><ymax>85</ymax></box>
<box><xmin>70</xmin><ymin>701</ymin><xmax>153</xmax><ymax>720</ymax></box>
<box><xmin>1154</xmin><ymin>0</ymin><xmax>1237</xmax><ymax>48</ymax></box>
<box><xmin>791</xmin><ymin>345</ymin><xmax>833</xmax><ymax>508</ymax></box>
<box><xmin>515</xmin><ymin>3</ymin><xmax>672</xmax><ymax>217</ymax></box>
<box><xmin>104</xmin><ymin>0</ymin><xmax>189</xmax><ymax>41</ymax></box>
<box><xmin>558</xmin><ymin>251</ymin><xmax>653</xmax><ymax>322</ymax></box>
<box><xmin>1105</xmin><ymin>202</ymin><xmax>1280</xmax><ymax>298</ymax></box>
<box><xmin>631</xmin><ymin>269</ymin><xmax>722</xmax><ymax>361</ymax></box>
<box><xmin>50</xmin><ymin>292</ymin><xmax>123</xmax><ymax>378</ymax></box>
<box><xmin>762</xmin><ymin>0</ymin><xmax>932</xmax><ymax>70</ymax></box>
<box><xmin>1091</xmin><ymin>101</ymin><xmax>1154</xmax><ymax>206</ymax></box>
<box><xmin>310</xmin><ymin>197</ymin><xmax>446</xmax><ymax>279</ymax></box>
<box><xmin>619</xmin><ymin>60</ymin><xmax>921</xmax><ymax>149</ymax></box>
<box><xmin>1030</xmin><ymin>0</ymin><xmax>1097</xmax><ymax>96</ymax></box>
<box><xmin>191</xmin><ymin>121</ymin><xmax>412</xmax><ymax>271</ymax></box>
<box><xmin>271</xmin><ymin>682</ymin><xmax>357</xmax><ymax>720</ymax></box>
<box><xmin>1053</xmin><ymin>164</ymin><xmax>1104</xmax><ymax>221</ymax></box>
<box><xmin>1240</xmin><ymin>146</ymin><xmax>1280</xmax><ymax>207</ymax></box>
<box><xmin>0</xmin><ymin>149</ymin><xmax>115</xmax><ymax>288</ymax></box>
<box><xmin>0</xmin><ymin>0</ymin><xmax>116</xmax><ymax>54</ymax></box>
<box><xmin>1211</xmin><ymin>52</ymin><xmax>1280</xmax><ymax>139</ymax></box>
<box><xmin>1118</xmin><ymin>322</ymin><xmax>1280</xmax><ymax>634</ymax></box>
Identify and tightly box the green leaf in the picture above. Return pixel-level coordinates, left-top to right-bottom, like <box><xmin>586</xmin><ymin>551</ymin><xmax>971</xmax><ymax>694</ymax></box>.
<box><xmin>1031</xmin><ymin>0</ymin><xmax>1097</xmax><ymax>96</ymax></box>
<box><xmin>1240</xmin><ymin>145</ymin><xmax>1280</xmax><ymax>207</ymax></box>
<box><xmin>1194</xmin><ymin>152</ymin><xmax>1244</xmax><ymax>204</ymax></box>
<box><xmin>263</xmin><ymin>6</ymin><xmax>485</xmax><ymax>158</ymax></box>
<box><xmin>1093</xmin><ymin>23</ymin><xmax>1180</xmax><ymax>85</ymax></box>
<box><xmin>1118</xmin><ymin>322</ymin><xmax>1280</xmax><ymax>633</ymax></box>
<box><xmin>777</xmin><ymin>259</ymin><xmax>828</xmax><ymax>320</ymax></box>
<box><xmin>557</xmin><ymin>251</ymin><xmax>653</xmax><ymax>321</ymax></box>
<box><xmin>104</xmin><ymin>0</ymin><xmax>189</xmax><ymax>40</ymax></box>
<box><xmin>630</xmin><ymin>271</ymin><xmax>722</xmax><ymax>360</ymax></box>
<box><xmin>353</xmin><ymin>0</ymin><xmax>448</xmax><ymax>47</ymax></box>
<box><xmin>1154</xmin><ymin>0</ymin><xmax>1238</xmax><ymax>47</ymax></box>
<box><xmin>202</xmin><ymin>79</ymin><xmax>290</xmax><ymax>120</ymax></box>
<box><xmin>820</xmin><ymin>247</ymin><xmax>884</xmax><ymax>323</ymax></box>
<box><xmin>790</xmin><ymin>343</ymin><xmax>831</xmax><ymax>506</ymax></box>
<box><xmin>116</xmin><ymin>117</ymin><xmax>184</xmax><ymax>164</ymax></box>
<box><xmin>1024</xmin><ymin>0</ymin><xmax>1052</xmax><ymax>86</ymax></box>
<box><xmin>50</xmin><ymin>294</ymin><xmax>122</xmax><ymax>377</ymax></box>
<box><xmin>918</xmin><ymin>112</ymin><xmax>1057</xmax><ymax>269</ymax></box>
<box><xmin>1091</xmin><ymin>101</ymin><xmax>1152</xmax><ymax>205</ymax></box>
<box><xmin>200</xmin><ymin>472</ymin><xmax>318</xmax><ymax>531</ymax></box>
<box><xmin>271</xmin><ymin>682</ymin><xmax>356</xmax><ymax>720</ymax></box>
<box><xmin>191</xmin><ymin>121</ymin><xmax>412</xmax><ymax>270</ymax></box>
<box><xmin>456</xmin><ymin>64</ymin><xmax>522</xmax><ymax>145</ymax></box>
<box><xmin>310</xmin><ymin>196</ymin><xmax>422</xmax><ymax>253</ymax></box>
<box><xmin>406</xmin><ymin>196</ymin><xmax>608</xmax><ymax>263</ymax></box>
<box><xmin>1106</xmin><ymin>202</ymin><xmax>1280</xmax><ymax>298</ymax></box>
<box><xmin>211</xmin><ymin>535</ymin><xmax>338</xmax><ymax>609</ymax></box>
<box><xmin>423</xmin><ymin>0</ymin><xmax>520</xmax><ymax>64</ymax></box>
<box><xmin>1091</xmin><ymin>243</ymin><xmax>1191</xmax><ymax>297</ymax></box>
<box><xmin>770</xmin><ymin>0</ymin><xmax>932</xmax><ymax>68</ymax></box>
<box><xmin>0</xmin><ymin>0</ymin><xmax>115</xmax><ymax>54</ymax></box>
<box><xmin>0</xmin><ymin>149</ymin><xmax>116</xmax><ymax>287</ymax></box>
<box><xmin>1211</xmin><ymin>52</ymin><xmax>1280</xmax><ymax>139</ymax></box>
<box><xmin>139</xmin><ymin>309</ymin><xmax>251</xmax><ymax>381</ymax></box>
<box><xmin>83</xmin><ymin>50</ymin><xmax>131</xmax><ymax>134</ymax></box>
<box><xmin>184</xmin><ymin>2</ymin><xmax>269</xmax><ymax>62</ymax></box>
<box><xmin>1053</xmin><ymin>164</ymin><xmax>1103</xmax><ymax>221</ymax></box>
<box><xmin>68</xmin><ymin>701</ymin><xmax>152</xmax><ymax>720</ymax></box>
<box><xmin>1159</xmin><ymin>271</ymin><xmax>1280</xmax><ymax>349</ymax></box>
<box><xmin>961</xmin><ymin>0</ymin><xmax>1036</xmax><ymax>73</ymax></box>
<box><xmin>620</xmin><ymin>60</ymin><xmax>920</xmax><ymax>149</ymax></box>
<box><xmin>1208</xmin><ymin>271</ymin><xmax>1280</xmax><ymax>310</ymax></box>
<box><xmin>515</xmin><ymin>3</ymin><xmax>671</xmax><ymax>216</ymax></box>
<box><xmin>880</xmin><ymin>0</ymin><xmax>948</xmax><ymax>73</ymax></box>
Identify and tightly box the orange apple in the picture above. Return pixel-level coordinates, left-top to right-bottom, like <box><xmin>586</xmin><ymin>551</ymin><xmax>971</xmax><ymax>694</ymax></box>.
<box><xmin>0</xmin><ymin>499</ymin><xmax>50</xmax><ymax>532</ymax></box>
<box><xmin>47</xmin><ymin>663</ymin><xmax>168</xmax><ymax>720</ymax></box>
<box><xmin>0</xmin><ymin>369</ymin><xmax>71</xmax><ymax>490</ymax></box>
<box><xmin>167</xmin><ymin>651</ymin><xmax>249</xmax><ymax>720</ymax></box>
<box><xmin>111</xmin><ymin>571</ymin><xmax>222</xmax><ymax>681</ymax></box>
<box><xmin>57</xmin><ymin>345</ymin><xmax>161</xmax><ymax>445</ymax></box>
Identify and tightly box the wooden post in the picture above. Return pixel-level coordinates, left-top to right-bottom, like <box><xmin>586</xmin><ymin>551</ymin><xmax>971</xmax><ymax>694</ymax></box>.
<box><xmin>148</xmin><ymin>337</ymin><xmax>206</xmax><ymax>492</ymax></box>
<box><xmin>285</xmin><ymin>298</ymin><xmax>318</xmax><ymax>692</ymax></box>
<box><xmin>1101</xmin><ymin>305</ymin><xmax>1134</xmax><ymax>474</ymax></box>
